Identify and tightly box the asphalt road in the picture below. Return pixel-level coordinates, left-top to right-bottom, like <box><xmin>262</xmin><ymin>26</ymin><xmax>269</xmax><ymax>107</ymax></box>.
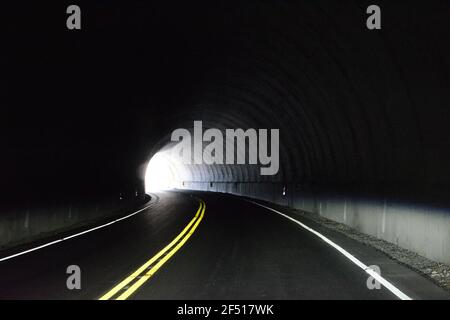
<box><xmin>0</xmin><ymin>191</ymin><xmax>448</xmax><ymax>300</ymax></box>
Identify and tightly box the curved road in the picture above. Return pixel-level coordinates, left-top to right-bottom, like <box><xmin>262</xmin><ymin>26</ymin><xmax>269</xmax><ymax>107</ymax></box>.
<box><xmin>0</xmin><ymin>191</ymin><xmax>448</xmax><ymax>300</ymax></box>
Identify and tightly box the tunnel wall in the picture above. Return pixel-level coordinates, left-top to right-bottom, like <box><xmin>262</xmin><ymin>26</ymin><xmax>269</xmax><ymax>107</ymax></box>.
<box><xmin>0</xmin><ymin>195</ymin><xmax>148</xmax><ymax>250</ymax></box>
<box><xmin>181</xmin><ymin>182</ymin><xmax>450</xmax><ymax>265</ymax></box>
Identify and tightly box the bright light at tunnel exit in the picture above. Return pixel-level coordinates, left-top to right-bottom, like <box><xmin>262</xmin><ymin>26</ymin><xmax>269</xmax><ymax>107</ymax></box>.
<box><xmin>145</xmin><ymin>152</ymin><xmax>177</xmax><ymax>192</ymax></box>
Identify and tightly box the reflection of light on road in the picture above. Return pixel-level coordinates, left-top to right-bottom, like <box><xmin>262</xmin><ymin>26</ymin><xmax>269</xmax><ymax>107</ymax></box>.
<box><xmin>145</xmin><ymin>152</ymin><xmax>177</xmax><ymax>192</ymax></box>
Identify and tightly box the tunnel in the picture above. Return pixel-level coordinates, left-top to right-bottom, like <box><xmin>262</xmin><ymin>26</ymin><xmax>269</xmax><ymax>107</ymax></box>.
<box><xmin>2</xmin><ymin>1</ymin><xmax>450</xmax><ymax>300</ymax></box>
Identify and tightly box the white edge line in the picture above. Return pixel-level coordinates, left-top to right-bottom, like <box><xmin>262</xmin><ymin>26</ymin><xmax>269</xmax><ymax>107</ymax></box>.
<box><xmin>248</xmin><ymin>200</ymin><xmax>412</xmax><ymax>301</ymax></box>
<box><xmin>0</xmin><ymin>202</ymin><xmax>155</xmax><ymax>263</ymax></box>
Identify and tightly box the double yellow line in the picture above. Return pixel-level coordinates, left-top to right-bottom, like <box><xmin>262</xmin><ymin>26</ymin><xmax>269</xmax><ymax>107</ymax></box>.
<box><xmin>99</xmin><ymin>199</ymin><xmax>206</xmax><ymax>300</ymax></box>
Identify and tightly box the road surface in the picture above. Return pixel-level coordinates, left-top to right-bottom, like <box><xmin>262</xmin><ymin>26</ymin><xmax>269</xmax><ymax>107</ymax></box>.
<box><xmin>0</xmin><ymin>191</ymin><xmax>448</xmax><ymax>300</ymax></box>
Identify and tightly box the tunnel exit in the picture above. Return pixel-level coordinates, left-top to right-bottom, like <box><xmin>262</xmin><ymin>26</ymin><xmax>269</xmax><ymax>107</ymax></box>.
<box><xmin>145</xmin><ymin>152</ymin><xmax>179</xmax><ymax>192</ymax></box>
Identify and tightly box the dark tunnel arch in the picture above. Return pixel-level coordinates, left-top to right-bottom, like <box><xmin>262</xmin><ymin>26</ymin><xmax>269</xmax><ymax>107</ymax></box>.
<box><xmin>4</xmin><ymin>0</ymin><xmax>447</xmax><ymax>202</ymax></box>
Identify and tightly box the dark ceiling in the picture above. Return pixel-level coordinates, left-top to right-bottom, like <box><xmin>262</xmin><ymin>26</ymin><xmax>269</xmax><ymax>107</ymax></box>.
<box><xmin>3</xmin><ymin>0</ymin><xmax>450</xmax><ymax>206</ymax></box>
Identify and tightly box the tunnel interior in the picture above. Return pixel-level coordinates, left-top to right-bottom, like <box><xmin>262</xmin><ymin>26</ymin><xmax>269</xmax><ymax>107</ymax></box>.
<box><xmin>3</xmin><ymin>1</ymin><xmax>450</xmax><ymax>263</ymax></box>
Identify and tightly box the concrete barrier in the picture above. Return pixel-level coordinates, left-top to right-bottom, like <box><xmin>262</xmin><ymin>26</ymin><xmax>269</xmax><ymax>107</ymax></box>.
<box><xmin>0</xmin><ymin>195</ymin><xmax>149</xmax><ymax>250</ymax></box>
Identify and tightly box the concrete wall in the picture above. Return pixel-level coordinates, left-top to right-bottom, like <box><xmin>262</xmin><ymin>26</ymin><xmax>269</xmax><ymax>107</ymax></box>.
<box><xmin>0</xmin><ymin>195</ymin><xmax>149</xmax><ymax>250</ymax></box>
<box><xmin>182</xmin><ymin>182</ymin><xmax>450</xmax><ymax>265</ymax></box>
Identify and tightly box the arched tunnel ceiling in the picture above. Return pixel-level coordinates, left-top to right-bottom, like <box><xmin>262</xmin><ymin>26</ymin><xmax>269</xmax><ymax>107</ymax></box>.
<box><xmin>3</xmin><ymin>0</ymin><xmax>450</xmax><ymax>205</ymax></box>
